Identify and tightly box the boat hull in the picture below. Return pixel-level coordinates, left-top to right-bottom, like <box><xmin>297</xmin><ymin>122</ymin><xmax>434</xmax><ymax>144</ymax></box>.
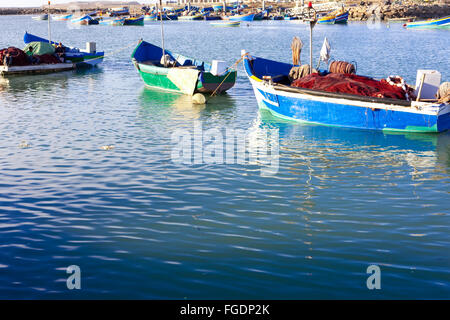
<box><xmin>406</xmin><ymin>16</ymin><xmax>450</xmax><ymax>29</ymax></box>
<box><xmin>123</xmin><ymin>17</ymin><xmax>144</xmax><ymax>26</ymax></box>
<box><xmin>229</xmin><ymin>13</ymin><xmax>255</xmax><ymax>21</ymax></box>
<box><xmin>131</xmin><ymin>40</ymin><xmax>237</xmax><ymax>95</ymax></box>
<box><xmin>135</xmin><ymin>62</ymin><xmax>236</xmax><ymax>95</ymax></box>
<box><xmin>179</xmin><ymin>15</ymin><xmax>203</xmax><ymax>21</ymax></box>
<box><xmin>250</xmin><ymin>79</ymin><xmax>449</xmax><ymax>132</ymax></box>
<box><xmin>0</xmin><ymin>63</ymin><xmax>75</xmax><ymax>77</ymax></box>
<box><xmin>210</xmin><ymin>21</ymin><xmax>240</xmax><ymax>27</ymax></box>
<box><xmin>243</xmin><ymin>56</ymin><xmax>449</xmax><ymax>133</ymax></box>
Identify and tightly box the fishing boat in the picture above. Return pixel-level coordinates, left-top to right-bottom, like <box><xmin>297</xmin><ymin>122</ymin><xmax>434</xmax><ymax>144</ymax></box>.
<box><xmin>227</xmin><ymin>13</ymin><xmax>255</xmax><ymax>21</ymax></box>
<box><xmin>253</xmin><ymin>11</ymin><xmax>266</xmax><ymax>21</ymax></box>
<box><xmin>131</xmin><ymin>40</ymin><xmax>237</xmax><ymax>95</ymax></box>
<box><xmin>242</xmin><ymin>51</ymin><xmax>450</xmax><ymax>132</ymax></box>
<box><xmin>213</xmin><ymin>5</ymin><xmax>234</xmax><ymax>12</ymax></box>
<box><xmin>334</xmin><ymin>11</ymin><xmax>349</xmax><ymax>24</ymax></box>
<box><xmin>318</xmin><ymin>9</ymin><xmax>349</xmax><ymax>24</ymax></box>
<box><xmin>123</xmin><ymin>16</ymin><xmax>145</xmax><ymax>26</ymax></box>
<box><xmin>178</xmin><ymin>14</ymin><xmax>204</xmax><ymax>21</ymax></box>
<box><xmin>110</xmin><ymin>6</ymin><xmax>129</xmax><ymax>16</ymax></box>
<box><xmin>32</xmin><ymin>14</ymin><xmax>48</xmax><ymax>21</ymax></box>
<box><xmin>204</xmin><ymin>14</ymin><xmax>222</xmax><ymax>21</ymax></box>
<box><xmin>52</xmin><ymin>14</ymin><xmax>73</xmax><ymax>21</ymax></box>
<box><xmin>99</xmin><ymin>17</ymin><xmax>125</xmax><ymax>26</ymax></box>
<box><xmin>210</xmin><ymin>21</ymin><xmax>240</xmax><ymax>27</ymax></box>
<box><xmin>271</xmin><ymin>15</ymin><xmax>284</xmax><ymax>21</ymax></box>
<box><xmin>144</xmin><ymin>13</ymin><xmax>156</xmax><ymax>21</ymax></box>
<box><xmin>405</xmin><ymin>16</ymin><xmax>450</xmax><ymax>29</ymax></box>
<box><xmin>71</xmin><ymin>15</ymin><xmax>98</xmax><ymax>25</ymax></box>
<box><xmin>24</xmin><ymin>32</ymin><xmax>104</xmax><ymax>68</ymax></box>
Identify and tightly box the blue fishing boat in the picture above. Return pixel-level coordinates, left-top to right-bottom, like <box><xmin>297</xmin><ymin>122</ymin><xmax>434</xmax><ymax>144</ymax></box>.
<box><xmin>123</xmin><ymin>16</ymin><xmax>145</xmax><ymax>26</ymax></box>
<box><xmin>71</xmin><ymin>15</ymin><xmax>98</xmax><ymax>25</ymax></box>
<box><xmin>213</xmin><ymin>5</ymin><xmax>234</xmax><ymax>11</ymax></box>
<box><xmin>109</xmin><ymin>6</ymin><xmax>129</xmax><ymax>16</ymax></box>
<box><xmin>242</xmin><ymin>52</ymin><xmax>450</xmax><ymax>133</ymax></box>
<box><xmin>99</xmin><ymin>17</ymin><xmax>125</xmax><ymax>26</ymax></box>
<box><xmin>334</xmin><ymin>11</ymin><xmax>349</xmax><ymax>24</ymax></box>
<box><xmin>227</xmin><ymin>13</ymin><xmax>255</xmax><ymax>21</ymax></box>
<box><xmin>405</xmin><ymin>16</ymin><xmax>450</xmax><ymax>29</ymax></box>
<box><xmin>24</xmin><ymin>32</ymin><xmax>104</xmax><ymax>67</ymax></box>
<box><xmin>52</xmin><ymin>14</ymin><xmax>73</xmax><ymax>21</ymax></box>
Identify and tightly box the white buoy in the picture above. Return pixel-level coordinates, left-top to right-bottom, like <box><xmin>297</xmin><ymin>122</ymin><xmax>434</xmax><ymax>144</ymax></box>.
<box><xmin>19</xmin><ymin>141</ymin><xmax>31</xmax><ymax>148</ymax></box>
<box><xmin>100</xmin><ymin>145</ymin><xmax>115</xmax><ymax>150</ymax></box>
<box><xmin>192</xmin><ymin>93</ymin><xmax>206</xmax><ymax>105</ymax></box>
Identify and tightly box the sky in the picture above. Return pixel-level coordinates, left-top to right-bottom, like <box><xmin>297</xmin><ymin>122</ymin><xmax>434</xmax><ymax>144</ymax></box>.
<box><xmin>0</xmin><ymin>0</ymin><xmax>148</xmax><ymax>8</ymax></box>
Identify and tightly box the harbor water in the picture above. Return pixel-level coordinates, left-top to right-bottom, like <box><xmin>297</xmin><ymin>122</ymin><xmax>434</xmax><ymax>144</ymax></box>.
<box><xmin>0</xmin><ymin>15</ymin><xmax>449</xmax><ymax>299</ymax></box>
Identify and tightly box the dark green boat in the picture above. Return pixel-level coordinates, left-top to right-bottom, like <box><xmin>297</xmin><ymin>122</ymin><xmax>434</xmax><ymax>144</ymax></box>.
<box><xmin>131</xmin><ymin>40</ymin><xmax>237</xmax><ymax>95</ymax></box>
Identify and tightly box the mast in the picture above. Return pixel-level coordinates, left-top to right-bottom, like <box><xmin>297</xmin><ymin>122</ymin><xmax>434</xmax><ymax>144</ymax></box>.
<box><xmin>48</xmin><ymin>1</ymin><xmax>51</xmax><ymax>44</ymax></box>
<box><xmin>159</xmin><ymin>0</ymin><xmax>166</xmax><ymax>67</ymax></box>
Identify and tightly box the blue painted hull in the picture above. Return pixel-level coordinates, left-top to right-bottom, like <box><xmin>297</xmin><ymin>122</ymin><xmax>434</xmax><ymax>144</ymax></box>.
<box><xmin>257</xmin><ymin>89</ymin><xmax>449</xmax><ymax>132</ymax></box>
<box><xmin>229</xmin><ymin>13</ymin><xmax>255</xmax><ymax>21</ymax></box>
<box><xmin>406</xmin><ymin>15</ymin><xmax>450</xmax><ymax>28</ymax></box>
<box><xmin>243</xmin><ymin>55</ymin><xmax>450</xmax><ymax>133</ymax></box>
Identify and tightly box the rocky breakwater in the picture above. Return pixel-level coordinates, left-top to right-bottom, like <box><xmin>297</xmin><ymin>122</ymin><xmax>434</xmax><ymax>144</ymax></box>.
<box><xmin>349</xmin><ymin>1</ymin><xmax>450</xmax><ymax>21</ymax></box>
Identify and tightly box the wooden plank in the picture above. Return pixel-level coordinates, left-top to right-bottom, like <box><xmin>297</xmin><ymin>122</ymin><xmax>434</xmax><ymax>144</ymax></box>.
<box><xmin>0</xmin><ymin>63</ymin><xmax>75</xmax><ymax>76</ymax></box>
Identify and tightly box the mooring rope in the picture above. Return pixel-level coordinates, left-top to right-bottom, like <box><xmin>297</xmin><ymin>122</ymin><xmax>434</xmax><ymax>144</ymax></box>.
<box><xmin>206</xmin><ymin>52</ymin><xmax>250</xmax><ymax>102</ymax></box>
<box><xmin>72</xmin><ymin>40</ymin><xmax>140</xmax><ymax>64</ymax></box>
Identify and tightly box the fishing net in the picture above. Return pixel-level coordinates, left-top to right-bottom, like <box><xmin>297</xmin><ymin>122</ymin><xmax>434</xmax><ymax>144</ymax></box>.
<box><xmin>0</xmin><ymin>47</ymin><xmax>30</xmax><ymax>66</ymax></box>
<box><xmin>292</xmin><ymin>73</ymin><xmax>408</xmax><ymax>100</ymax></box>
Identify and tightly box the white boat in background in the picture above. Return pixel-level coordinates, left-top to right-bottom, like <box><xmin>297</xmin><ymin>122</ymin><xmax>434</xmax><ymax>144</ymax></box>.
<box><xmin>52</xmin><ymin>14</ymin><xmax>73</xmax><ymax>21</ymax></box>
<box><xmin>32</xmin><ymin>14</ymin><xmax>48</xmax><ymax>21</ymax></box>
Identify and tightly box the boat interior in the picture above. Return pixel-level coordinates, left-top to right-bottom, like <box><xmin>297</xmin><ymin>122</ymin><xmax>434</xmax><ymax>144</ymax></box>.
<box><xmin>134</xmin><ymin>41</ymin><xmax>211</xmax><ymax>71</ymax></box>
<box><xmin>244</xmin><ymin>56</ymin><xmax>415</xmax><ymax>107</ymax></box>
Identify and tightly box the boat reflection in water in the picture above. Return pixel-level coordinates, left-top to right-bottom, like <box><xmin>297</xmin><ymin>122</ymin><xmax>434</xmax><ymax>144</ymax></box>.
<box><xmin>138</xmin><ymin>87</ymin><xmax>236</xmax><ymax>122</ymax></box>
<box><xmin>0</xmin><ymin>67</ymin><xmax>103</xmax><ymax>96</ymax></box>
<box><xmin>257</xmin><ymin>108</ymin><xmax>450</xmax><ymax>181</ymax></box>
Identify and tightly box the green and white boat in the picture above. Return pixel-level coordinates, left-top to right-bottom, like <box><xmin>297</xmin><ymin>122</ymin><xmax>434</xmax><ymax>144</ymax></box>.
<box><xmin>131</xmin><ymin>40</ymin><xmax>236</xmax><ymax>95</ymax></box>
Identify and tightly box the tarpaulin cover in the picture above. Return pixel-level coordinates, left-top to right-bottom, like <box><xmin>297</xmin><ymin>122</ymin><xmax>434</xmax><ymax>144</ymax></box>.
<box><xmin>292</xmin><ymin>73</ymin><xmax>407</xmax><ymax>100</ymax></box>
<box><xmin>0</xmin><ymin>47</ymin><xmax>30</xmax><ymax>66</ymax></box>
<box><xmin>23</xmin><ymin>41</ymin><xmax>55</xmax><ymax>56</ymax></box>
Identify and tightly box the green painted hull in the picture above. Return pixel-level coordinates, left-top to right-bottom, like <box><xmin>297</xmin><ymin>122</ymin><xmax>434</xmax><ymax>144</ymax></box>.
<box><xmin>135</xmin><ymin>62</ymin><xmax>236</xmax><ymax>94</ymax></box>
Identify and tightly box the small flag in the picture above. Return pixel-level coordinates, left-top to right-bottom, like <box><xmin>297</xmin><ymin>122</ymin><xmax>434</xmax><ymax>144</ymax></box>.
<box><xmin>320</xmin><ymin>37</ymin><xmax>331</xmax><ymax>64</ymax></box>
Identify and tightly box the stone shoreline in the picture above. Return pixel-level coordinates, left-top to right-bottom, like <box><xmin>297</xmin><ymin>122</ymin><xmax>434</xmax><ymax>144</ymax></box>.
<box><xmin>0</xmin><ymin>1</ymin><xmax>449</xmax><ymax>21</ymax></box>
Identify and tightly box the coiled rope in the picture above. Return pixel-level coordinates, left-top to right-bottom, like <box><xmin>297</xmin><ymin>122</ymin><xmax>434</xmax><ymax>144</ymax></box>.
<box><xmin>291</xmin><ymin>37</ymin><xmax>303</xmax><ymax>66</ymax></box>
<box><xmin>329</xmin><ymin>61</ymin><xmax>356</xmax><ymax>74</ymax></box>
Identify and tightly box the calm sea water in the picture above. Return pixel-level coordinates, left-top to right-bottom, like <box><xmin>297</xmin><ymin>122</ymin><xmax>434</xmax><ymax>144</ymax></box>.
<box><xmin>0</xmin><ymin>15</ymin><xmax>449</xmax><ymax>299</ymax></box>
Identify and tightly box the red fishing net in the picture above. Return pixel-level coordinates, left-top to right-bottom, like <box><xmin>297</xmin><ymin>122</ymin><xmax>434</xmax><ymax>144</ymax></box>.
<box><xmin>35</xmin><ymin>54</ymin><xmax>60</xmax><ymax>64</ymax></box>
<box><xmin>0</xmin><ymin>47</ymin><xmax>30</xmax><ymax>66</ymax></box>
<box><xmin>292</xmin><ymin>73</ymin><xmax>407</xmax><ymax>100</ymax></box>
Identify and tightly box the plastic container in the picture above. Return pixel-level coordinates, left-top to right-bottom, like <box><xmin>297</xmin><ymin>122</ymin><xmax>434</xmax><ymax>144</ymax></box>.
<box><xmin>211</xmin><ymin>60</ymin><xmax>228</xmax><ymax>76</ymax></box>
<box><xmin>415</xmin><ymin>70</ymin><xmax>441</xmax><ymax>99</ymax></box>
<box><xmin>85</xmin><ymin>42</ymin><xmax>96</xmax><ymax>54</ymax></box>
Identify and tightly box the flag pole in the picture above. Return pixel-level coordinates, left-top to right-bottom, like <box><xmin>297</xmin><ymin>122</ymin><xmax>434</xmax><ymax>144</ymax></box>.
<box><xmin>159</xmin><ymin>0</ymin><xmax>166</xmax><ymax>67</ymax></box>
<box><xmin>48</xmin><ymin>1</ymin><xmax>51</xmax><ymax>44</ymax></box>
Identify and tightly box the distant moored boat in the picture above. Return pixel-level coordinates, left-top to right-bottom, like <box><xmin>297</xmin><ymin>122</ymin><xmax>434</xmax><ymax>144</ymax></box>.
<box><xmin>405</xmin><ymin>16</ymin><xmax>450</xmax><ymax>29</ymax></box>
